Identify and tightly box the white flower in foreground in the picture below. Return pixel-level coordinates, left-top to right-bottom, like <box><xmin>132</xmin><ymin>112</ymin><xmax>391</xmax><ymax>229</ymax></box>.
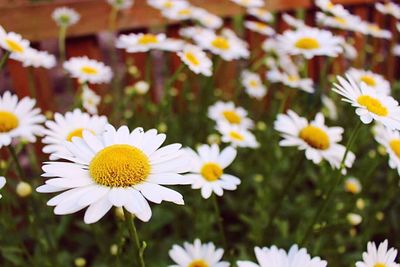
<box><xmin>185</xmin><ymin>144</ymin><xmax>239</xmax><ymax>199</ymax></box>
<box><xmin>247</xmin><ymin>7</ymin><xmax>273</xmax><ymax>23</ymax></box>
<box><xmin>374</xmin><ymin>124</ymin><xmax>400</xmax><ymax>175</ymax></box>
<box><xmin>274</xmin><ymin>110</ymin><xmax>355</xmax><ymax>170</ymax></box>
<box><xmin>277</xmin><ymin>27</ymin><xmax>343</xmax><ymax>59</ymax></box>
<box><xmin>230</xmin><ymin>0</ymin><xmax>264</xmax><ymax>8</ymax></box>
<box><xmin>344</xmin><ymin>177</ymin><xmax>361</xmax><ymax>194</ymax></box>
<box><xmin>0</xmin><ymin>176</ymin><xmax>6</xmax><ymax>199</ymax></box>
<box><xmin>0</xmin><ymin>91</ymin><xmax>45</xmax><ymax>148</ymax></box>
<box><xmin>244</xmin><ymin>21</ymin><xmax>275</xmax><ymax>36</ymax></box>
<box><xmin>107</xmin><ymin>0</ymin><xmax>134</xmax><ymax>10</ymax></box>
<box><xmin>346</xmin><ymin>68</ymin><xmax>390</xmax><ymax>95</ymax></box>
<box><xmin>82</xmin><ymin>85</ymin><xmax>101</xmax><ymax>115</ymax></box>
<box><xmin>15</xmin><ymin>48</ymin><xmax>56</xmax><ymax>69</ymax></box>
<box><xmin>147</xmin><ymin>0</ymin><xmax>189</xmax><ymax>11</ymax></box>
<box><xmin>241</xmin><ymin>70</ymin><xmax>267</xmax><ymax>100</ymax></box>
<box><xmin>208</xmin><ymin>101</ymin><xmax>254</xmax><ymax>129</ymax></box>
<box><xmin>169</xmin><ymin>239</ymin><xmax>230</xmax><ymax>267</ymax></box>
<box><xmin>376</xmin><ymin>2</ymin><xmax>400</xmax><ymax>20</ymax></box>
<box><xmin>282</xmin><ymin>13</ymin><xmax>307</xmax><ymax>29</ymax></box>
<box><xmin>217</xmin><ymin>123</ymin><xmax>259</xmax><ymax>148</ymax></box>
<box><xmin>267</xmin><ymin>69</ymin><xmax>314</xmax><ymax>93</ymax></box>
<box><xmin>333</xmin><ymin>75</ymin><xmax>400</xmax><ymax>130</ymax></box>
<box><xmin>177</xmin><ymin>44</ymin><xmax>212</xmax><ymax>76</ymax></box>
<box><xmin>51</xmin><ymin>7</ymin><xmax>80</xmax><ymax>27</ymax></box>
<box><xmin>42</xmin><ymin>109</ymin><xmax>108</xmax><ymax>160</ymax></box>
<box><xmin>237</xmin><ymin>244</ymin><xmax>327</xmax><ymax>267</ymax></box>
<box><xmin>356</xmin><ymin>240</ymin><xmax>400</xmax><ymax>267</ymax></box>
<box><xmin>192</xmin><ymin>7</ymin><xmax>223</xmax><ymax>29</ymax></box>
<box><xmin>37</xmin><ymin>125</ymin><xmax>191</xmax><ymax>224</ymax></box>
<box><xmin>0</xmin><ymin>27</ymin><xmax>30</xmax><ymax>58</ymax></box>
<box><xmin>116</xmin><ymin>33</ymin><xmax>184</xmax><ymax>53</ymax></box>
<box><xmin>63</xmin><ymin>56</ymin><xmax>113</xmax><ymax>84</ymax></box>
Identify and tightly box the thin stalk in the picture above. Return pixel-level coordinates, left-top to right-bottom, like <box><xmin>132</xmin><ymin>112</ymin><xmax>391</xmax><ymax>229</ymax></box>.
<box><xmin>27</xmin><ymin>67</ymin><xmax>37</xmax><ymax>98</ymax></box>
<box><xmin>163</xmin><ymin>64</ymin><xmax>185</xmax><ymax>110</ymax></box>
<box><xmin>0</xmin><ymin>51</ymin><xmax>10</xmax><ymax>71</ymax></box>
<box><xmin>109</xmin><ymin>7</ymin><xmax>118</xmax><ymax>32</ymax></box>
<box><xmin>124</xmin><ymin>211</ymin><xmax>146</xmax><ymax>267</ymax></box>
<box><xmin>278</xmin><ymin>86</ymin><xmax>290</xmax><ymax>114</ymax></box>
<box><xmin>58</xmin><ymin>26</ymin><xmax>67</xmax><ymax>62</ymax></box>
<box><xmin>211</xmin><ymin>194</ymin><xmax>227</xmax><ymax>248</ymax></box>
<box><xmin>251</xmin><ymin>55</ymin><xmax>268</xmax><ymax>71</ymax></box>
<box><xmin>299</xmin><ymin>120</ymin><xmax>362</xmax><ymax>245</ymax></box>
<box><xmin>7</xmin><ymin>146</ymin><xmax>24</xmax><ymax>180</ymax></box>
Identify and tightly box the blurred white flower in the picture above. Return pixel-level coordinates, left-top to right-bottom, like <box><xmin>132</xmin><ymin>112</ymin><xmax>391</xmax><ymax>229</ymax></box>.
<box><xmin>107</xmin><ymin>0</ymin><xmax>134</xmax><ymax>10</ymax></box>
<box><xmin>230</xmin><ymin>0</ymin><xmax>264</xmax><ymax>8</ymax></box>
<box><xmin>244</xmin><ymin>21</ymin><xmax>275</xmax><ymax>36</ymax></box>
<box><xmin>344</xmin><ymin>177</ymin><xmax>362</xmax><ymax>194</ymax></box>
<box><xmin>241</xmin><ymin>70</ymin><xmax>267</xmax><ymax>100</ymax></box>
<box><xmin>0</xmin><ymin>26</ymin><xmax>30</xmax><ymax>59</ymax></box>
<box><xmin>347</xmin><ymin>213</ymin><xmax>362</xmax><ymax>226</ymax></box>
<box><xmin>82</xmin><ymin>85</ymin><xmax>101</xmax><ymax>114</ymax></box>
<box><xmin>63</xmin><ymin>56</ymin><xmax>113</xmax><ymax>84</ymax></box>
<box><xmin>116</xmin><ymin>33</ymin><xmax>184</xmax><ymax>53</ymax></box>
<box><xmin>322</xmin><ymin>95</ymin><xmax>338</xmax><ymax>120</ymax></box>
<box><xmin>376</xmin><ymin>2</ymin><xmax>400</xmax><ymax>19</ymax></box>
<box><xmin>247</xmin><ymin>7</ymin><xmax>273</xmax><ymax>23</ymax></box>
<box><xmin>178</xmin><ymin>44</ymin><xmax>212</xmax><ymax>76</ymax></box>
<box><xmin>346</xmin><ymin>68</ymin><xmax>391</xmax><ymax>95</ymax></box>
<box><xmin>134</xmin><ymin>80</ymin><xmax>150</xmax><ymax>95</ymax></box>
<box><xmin>15</xmin><ymin>48</ymin><xmax>56</xmax><ymax>69</ymax></box>
<box><xmin>267</xmin><ymin>69</ymin><xmax>314</xmax><ymax>93</ymax></box>
<box><xmin>52</xmin><ymin>7</ymin><xmax>80</xmax><ymax>27</ymax></box>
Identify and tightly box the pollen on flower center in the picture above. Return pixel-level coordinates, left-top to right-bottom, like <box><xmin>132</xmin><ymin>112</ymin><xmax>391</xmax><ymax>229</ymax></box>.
<box><xmin>201</xmin><ymin>163</ymin><xmax>223</xmax><ymax>181</ymax></box>
<box><xmin>334</xmin><ymin>17</ymin><xmax>347</xmax><ymax>24</ymax></box>
<box><xmin>0</xmin><ymin>111</ymin><xmax>19</xmax><ymax>133</ymax></box>
<box><xmin>374</xmin><ymin>263</ymin><xmax>386</xmax><ymax>267</ymax></box>
<box><xmin>211</xmin><ymin>37</ymin><xmax>230</xmax><ymax>50</ymax></box>
<box><xmin>89</xmin><ymin>144</ymin><xmax>150</xmax><ymax>187</ymax></box>
<box><xmin>138</xmin><ymin>34</ymin><xmax>158</xmax><ymax>45</ymax></box>
<box><xmin>389</xmin><ymin>139</ymin><xmax>400</xmax><ymax>158</ymax></box>
<box><xmin>66</xmin><ymin>128</ymin><xmax>94</xmax><ymax>142</ymax></box>
<box><xmin>299</xmin><ymin>125</ymin><xmax>330</xmax><ymax>150</ymax></box>
<box><xmin>295</xmin><ymin>37</ymin><xmax>320</xmax><ymax>50</ymax></box>
<box><xmin>5</xmin><ymin>38</ymin><xmax>24</xmax><ymax>53</ymax></box>
<box><xmin>288</xmin><ymin>75</ymin><xmax>299</xmax><ymax>82</ymax></box>
<box><xmin>255</xmin><ymin>22</ymin><xmax>268</xmax><ymax>30</ymax></box>
<box><xmin>229</xmin><ymin>131</ymin><xmax>245</xmax><ymax>141</ymax></box>
<box><xmin>249</xmin><ymin>80</ymin><xmax>258</xmax><ymax>88</ymax></box>
<box><xmin>163</xmin><ymin>1</ymin><xmax>173</xmax><ymax>8</ymax></box>
<box><xmin>189</xmin><ymin>259</ymin><xmax>209</xmax><ymax>267</ymax></box>
<box><xmin>81</xmin><ymin>66</ymin><xmax>98</xmax><ymax>75</ymax></box>
<box><xmin>178</xmin><ymin>9</ymin><xmax>191</xmax><ymax>15</ymax></box>
<box><xmin>223</xmin><ymin>110</ymin><xmax>241</xmax><ymax>124</ymax></box>
<box><xmin>360</xmin><ymin>75</ymin><xmax>376</xmax><ymax>87</ymax></box>
<box><xmin>345</xmin><ymin>182</ymin><xmax>359</xmax><ymax>194</ymax></box>
<box><xmin>185</xmin><ymin>52</ymin><xmax>200</xmax><ymax>66</ymax></box>
<box><xmin>357</xmin><ymin>95</ymin><xmax>388</xmax><ymax>116</ymax></box>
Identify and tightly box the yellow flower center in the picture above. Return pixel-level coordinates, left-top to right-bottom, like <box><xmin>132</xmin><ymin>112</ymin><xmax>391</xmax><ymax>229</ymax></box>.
<box><xmin>0</xmin><ymin>111</ymin><xmax>19</xmax><ymax>133</ymax></box>
<box><xmin>368</xmin><ymin>25</ymin><xmax>380</xmax><ymax>32</ymax></box>
<box><xmin>295</xmin><ymin>37</ymin><xmax>320</xmax><ymax>50</ymax></box>
<box><xmin>185</xmin><ymin>52</ymin><xmax>200</xmax><ymax>66</ymax></box>
<box><xmin>229</xmin><ymin>131</ymin><xmax>245</xmax><ymax>141</ymax></box>
<box><xmin>189</xmin><ymin>259</ymin><xmax>209</xmax><ymax>267</ymax></box>
<box><xmin>66</xmin><ymin>128</ymin><xmax>95</xmax><ymax>142</ymax></box>
<box><xmin>334</xmin><ymin>17</ymin><xmax>347</xmax><ymax>24</ymax></box>
<box><xmin>5</xmin><ymin>38</ymin><xmax>24</xmax><ymax>53</ymax></box>
<box><xmin>138</xmin><ymin>34</ymin><xmax>159</xmax><ymax>45</ymax></box>
<box><xmin>326</xmin><ymin>2</ymin><xmax>334</xmax><ymax>9</ymax></box>
<box><xmin>163</xmin><ymin>1</ymin><xmax>173</xmax><ymax>8</ymax></box>
<box><xmin>89</xmin><ymin>144</ymin><xmax>150</xmax><ymax>187</ymax></box>
<box><xmin>254</xmin><ymin>22</ymin><xmax>268</xmax><ymax>30</ymax></box>
<box><xmin>223</xmin><ymin>110</ymin><xmax>241</xmax><ymax>124</ymax></box>
<box><xmin>81</xmin><ymin>66</ymin><xmax>98</xmax><ymax>75</ymax></box>
<box><xmin>299</xmin><ymin>125</ymin><xmax>330</xmax><ymax>150</ymax></box>
<box><xmin>178</xmin><ymin>9</ymin><xmax>191</xmax><ymax>15</ymax></box>
<box><xmin>288</xmin><ymin>75</ymin><xmax>299</xmax><ymax>82</ymax></box>
<box><xmin>360</xmin><ymin>75</ymin><xmax>376</xmax><ymax>87</ymax></box>
<box><xmin>201</xmin><ymin>163</ymin><xmax>223</xmax><ymax>182</ymax></box>
<box><xmin>357</xmin><ymin>95</ymin><xmax>388</xmax><ymax>116</ymax></box>
<box><xmin>389</xmin><ymin>139</ymin><xmax>400</xmax><ymax>158</ymax></box>
<box><xmin>374</xmin><ymin>263</ymin><xmax>386</xmax><ymax>267</ymax></box>
<box><xmin>345</xmin><ymin>182</ymin><xmax>359</xmax><ymax>194</ymax></box>
<box><xmin>249</xmin><ymin>80</ymin><xmax>258</xmax><ymax>88</ymax></box>
<box><xmin>211</xmin><ymin>37</ymin><xmax>230</xmax><ymax>50</ymax></box>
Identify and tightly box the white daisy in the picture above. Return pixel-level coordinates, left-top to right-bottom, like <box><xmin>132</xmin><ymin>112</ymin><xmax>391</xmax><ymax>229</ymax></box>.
<box><xmin>162</xmin><ymin>5</ymin><xmax>195</xmax><ymax>21</ymax></box>
<box><xmin>376</xmin><ymin>2</ymin><xmax>400</xmax><ymax>20</ymax></box>
<box><xmin>274</xmin><ymin>110</ymin><xmax>355</xmax><ymax>170</ymax></box>
<box><xmin>107</xmin><ymin>0</ymin><xmax>134</xmax><ymax>10</ymax></box>
<box><xmin>208</xmin><ymin>101</ymin><xmax>254</xmax><ymax>129</ymax></box>
<box><xmin>374</xmin><ymin>124</ymin><xmax>400</xmax><ymax>175</ymax></box>
<box><xmin>241</xmin><ymin>70</ymin><xmax>267</xmax><ymax>100</ymax></box>
<box><xmin>346</xmin><ymin>68</ymin><xmax>390</xmax><ymax>95</ymax></box>
<box><xmin>247</xmin><ymin>8</ymin><xmax>273</xmax><ymax>23</ymax></box>
<box><xmin>338</xmin><ymin>36</ymin><xmax>357</xmax><ymax>60</ymax></box>
<box><xmin>356</xmin><ymin>240</ymin><xmax>400</xmax><ymax>267</ymax></box>
<box><xmin>344</xmin><ymin>177</ymin><xmax>361</xmax><ymax>194</ymax></box>
<box><xmin>41</xmin><ymin>109</ymin><xmax>108</xmax><ymax>160</ymax></box>
<box><xmin>266</xmin><ymin>69</ymin><xmax>314</xmax><ymax>93</ymax></box>
<box><xmin>0</xmin><ymin>91</ymin><xmax>45</xmax><ymax>148</ymax></box>
<box><xmin>315</xmin><ymin>0</ymin><xmax>351</xmax><ymax>17</ymax></box>
<box><xmin>63</xmin><ymin>56</ymin><xmax>113</xmax><ymax>84</ymax></box>
<box><xmin>177</xmin><ymin>44</ymin><xmax>212</xmax><ymax>76</ymax></box>
<box><xmin>277</xmin><ymin>27</ymin><xmax>343</xmax><ymax>59</ymax></box>
<box><xmin>116</xmin><ymin>33</ymin><xmax>184</xmax><ymax>53</ymax></box>
<box><xmin>81</xmin><ymin>85</ymin><xmax>101</xmax><ymax>115</ymax></box>
<box><xmin>360</xmin><ymin>22</ymin><xmax>392</xmax><ymax>39</ymax></box>
<box><xmin>147</xmin><ymin>0</ymin><xmax>189</xmax><ymax>11</ymax></box>
<box><xmin>237</xmin><ymin>244</ymin><xmax>327</xmax><ymax>267</ymax></box>
<box><xmin>217</xmin><ymin>123</ymin><xmax>259</xmax><ymax>148</ymax></box>
<box><xmin>192</xmin><ymin>8</ymin><xmax>223</xmax><ymax>29</ymax></box>
<box><xmin>244</xmin><ymin>21</ymin><xmax>275</xmax><ymax>36</ymax></box>
<box><xmin>316</xmin><ymin>12</ymin><xmax>363</xmax><ymax>32</ymax></box>
<box><xmin>230</xmin><ymin>0</ymin><xmax>264</xmax><ymax>8</ymax></box>
<box><xmin>169</xmin><ymin>239</ymin><xmax>230</xmax><ymax>267</ymax></box>
<box><xmin>0</xmin><ymin>176</ymin><xmax>6</xmax><ymax>199</ymax></box>
<box><xmin>184</xmin><ymin>144</ymin><xmax>239</xmax><ymax>199</ymax></box>
<box><xmin>179</xmin><ymin>26</ymin><xmax>209</xmax><ymax>39</ymax></box>
<box><xmin>15</xmin><ymin>48</ymin><xmax>56</xmax><ymax>69</ymax></box>
<box><xmin>282</xmin><ymin>13</ymin><xmax>307</xmax><ymax>29</ymax></box>
<box><xmin>51</xmin><ymin>7</ymin><xmax>80</xmax><ymax>27</ymax></box>
<box><xmin>0</xmin><ymin>27</ymin><xmax>30</xmax><ymax>57</ymax></box>
<box><xmin>333</xmin><ymin>75</ymin><xmax>400</xmax><ymax>129</ymax></box>
<box><xmin>37</xmin><ymin>124</ymin><xmax>191</xmax><ymax>224</ymax></box>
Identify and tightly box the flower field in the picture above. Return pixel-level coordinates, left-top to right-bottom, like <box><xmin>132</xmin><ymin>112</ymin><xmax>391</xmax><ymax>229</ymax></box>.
<box><xmin>1</xmin><ymin>0</ymin><xmax>400</xmax><ymax>266</ymax></box>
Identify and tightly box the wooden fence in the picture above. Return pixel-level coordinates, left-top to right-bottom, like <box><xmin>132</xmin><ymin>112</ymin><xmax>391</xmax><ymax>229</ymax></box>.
<box><xmin>0</xmin><ymin>0</ymin><xmax>397</xmax><ymax>112</ymax></box>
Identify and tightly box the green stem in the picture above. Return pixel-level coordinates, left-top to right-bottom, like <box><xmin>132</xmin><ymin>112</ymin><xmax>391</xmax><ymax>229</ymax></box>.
<box><xmin>27</xmin><ymin>67</ymin><xmax>37</xmax><ymax>98</ymax></box>
<box><xmin>278</xmin><ymin>86</ymin><xmax>290</xmax><ymax>114</ymax></box>
<box><xmin>299</xmin><ymin>120</ymin><xmax>362</xmax><ymax>245</ymax></box>
<box><xmin>58</xmin><ymin>26</ymin><xmax>67</xmax><ymax>62</ymax></box>
<box><xmin>163</xmin><ymin>64</ymin><xmax>185</xmax><ymax>110</ymax></box>
<box><xmin>124</xmin><ymin>211</ymin><xmax>146</xmax><ymax>267</ymax></box>
<box><xmin>145</xmin><ymin>52</ymin><xmax>152</xmax><ymax>85</ymax></box>
<box><xmin>109</xmin><ymin>7</ymin><xmax>118</xmax><ymax>32</ymax></box>
<box><xmin>0</xmin><ymin>51</ymin><xmax>10</xmax><ymax>71</ymax></box>
<box><xmin>211</xmin><ymin>194</ymin><xmax>227</xmax><ymax>248</ymax></box>
<box><xmin>251</xmin><ymin>55</ymin><xmax>268</xmax><ymax>71</ymax></box>
<box><xmin>7</xmin><ymin>145</ymin><xmax>25</xmax><ymax>180</ymax></box>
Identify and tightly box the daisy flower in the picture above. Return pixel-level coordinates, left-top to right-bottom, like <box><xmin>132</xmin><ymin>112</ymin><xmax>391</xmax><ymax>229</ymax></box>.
<box><xmin>274</xmin><ymin>110</ymin><xmax>355</xmax><ymax>170</ymax></box>
<box><xmin>208</xmin><ymin>101</ymin><xmax>254</xmax><ymax>129</ymax></box>
<box><xmin>360</xmin><ymin>22</ymin><xmax>392</xmax><ymax>39</ymax></box>
<box><xmin>332</xmin><ymin>75</ymin><xmax>400</xmax><ymax>129</ymax></box>
<box><xmin>63</xmin><ymin>56</ymin><xmax>113</xmax><ymax>84</ymax></box>
<box><xmin>376</xmin><ymin>2</ymin><xmax>400</xmax><ymax>20</ymax></box>
<box><xmin>346</xmin><ymin>68</ymin><xmax>390</xmax><ymax>95</ymax></box>
<box><xmin>192</xmin><ymin>8</ymin><xmax>223</xmax><ymax>29</ymax></box>
<box><xmin>277</xmin><ymin>27</ymin><xmax>343</xmax><ymax>59</ymax></box>
<box><xmin>267</xmin><ymin>69</ymin><xmax>314</xmax><ymax>93</ymax></box>
<box><xmin>0</xmin><ymin>26</ymin><xmax>30</xmax><ymax>57</ymax></box>
<box><xmin>0</xmin><ymin>176</ymin><xmax>6</xmax><ymax>199</ymax></box>
<box><xmin>81</xmin><ymin>85</ymin><xmax>101</xmax><ymax>115</ymax></box>
<box><xmin>338</xmin><ymin>37</ymin><xmax>357</xmax><ymax>60</ymax></box>
<box><xmin>177</xmin><ymin>44</ymin><xmax>212</xmax><ymax>76</ymax></box>
<box><xmin>184</xmin><ymin>144</ymin><xmax>239</xmax><ymax>199</ymax></box>
<box><xmin>230</xmin><ymin>0</ymin><xmax>264</xmax><ymax>8</ymax></box>
<box><xmin>169</xmin><ymin>239</ymin><xmax>229</xmax><ymax>267</ymax></box>
<box><xmin>344</xmin><ymin>177</ymin><xmax>361</xmax><ymax>194</ymax></box>
<box><xmin>356</xmin><ymin>240</ymin><xmax>400</xmax><ymax>267</ymax></box>
<box><xmin>241</xmin><ymin>70</ymin><xmax>267</xmax><ymax>100</ymax></box>
<box><xmin>217</xmin><ymin>123</ymin><xmax>259</xmax><ymax>148</ymax></box>
<box><xmin>237</xmin><ymin>244</ymin><xmax>327</xmax><ymax>267</ymax></box>
<box><xmin>147</xmin><ymin>0</ymin><xmax>189</xmax><ymax>11</ymax></box>
<box><xmin>15</xmin><ymin>48</ymin><xmax>56</xmax><ymax>69</ymax></box>
<box><xmin>51</xmin><ymin>7</ymin><xmax>80</xmax><ymax>27</ymax></box>
<box><xmin>282</xmin><ymin>13</ymin><xmax>307</xmax><ymax>29</ymax></box>
<box><xmin>41</xmin><ymin>109</ymin><xmax>108</xmax><ymax>160</ymax></box>
<box><xmin>374</xmin><ymin>124</ymin><xmax>400</xmax><ymax>175</ymax></box>
<box><xmin>116</xmin><ymin>33</ymin><xmax>183</xmax><ymax>53</ymax></box>
<box><xmin>316</xmin><ymin>12</ymin><xmax>363</xmax><ymax>32</ymax></box>
<box><xmin>37</xmin><ymin>124</ymin><xmax>191</xmax><ymax>224</ymax></box>
<box><xmin>315</xmin><ymin>0</ymin><xmax>351</xmax><ymax>17</ymax></box>
<box><xmin>321</xmin><ymin>95</ymin><xmax>338</xmax><ymax>120</ymax></box>
<box><xmin>247</xmin><ymin>7</ymin><xmax>273</xmax><ymax>23</ymax></box>
<box><xmin>0</xmin><ymin>91</ymin><xmax>45</xmax><ymax>148</ymax></box>
<box><xmin>162</xmin><ymin>5</ymin><xmax>195</xmax><ymax>21</ymax></box>
<box><xmin>179</xmin><ymin>26</ymin><xmax>209</xmax><ymax>40</ymax></box>
<box><xmin>244</xmin><ymin>21</ymin><xmax>275</xmax><ymax>36</ymax></box>
<box><xmin>107</xmin><ymin>0</ymin><xmax>134</xmax><ymax>10</ymax></box>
